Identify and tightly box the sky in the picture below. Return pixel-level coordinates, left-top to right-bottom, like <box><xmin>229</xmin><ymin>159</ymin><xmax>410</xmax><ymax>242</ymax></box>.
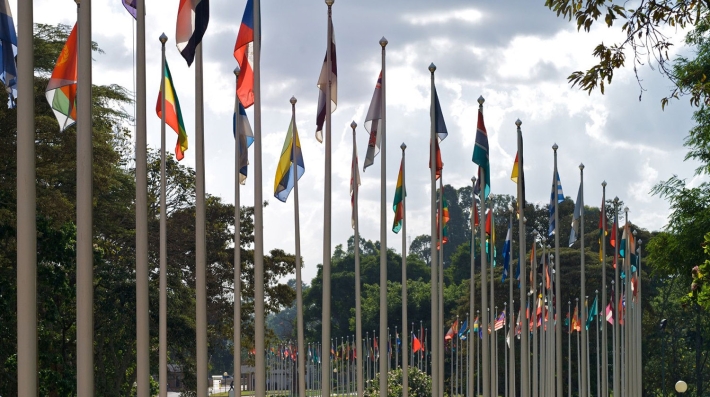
<box><xmin>23</xmin><ymin>0</ymin><xmax>708</xmax><ymax>284</ymax></box>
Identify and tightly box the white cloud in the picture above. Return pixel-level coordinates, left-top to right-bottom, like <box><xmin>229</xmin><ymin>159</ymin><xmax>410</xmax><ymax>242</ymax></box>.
<box><xmin>403</xmin><ymin>9</ymin><xmax>483</xmax><ymax>26</ymax></box>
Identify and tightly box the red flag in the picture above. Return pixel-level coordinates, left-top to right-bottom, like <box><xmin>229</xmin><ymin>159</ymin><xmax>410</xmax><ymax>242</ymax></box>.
<box><xmin>412</xmin><ymin>335</ymin><xmax>422</xmax><ymax>352</ymax></box>
<box><xmin>429</xmin><ymin>138</ymin><xmax>443</xmax><ymax>179</ymax></box>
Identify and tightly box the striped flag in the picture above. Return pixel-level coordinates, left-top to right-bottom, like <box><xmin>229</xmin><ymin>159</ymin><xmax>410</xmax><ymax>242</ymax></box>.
<box><xmin>429</xmin><ymin>137</ymin><xmax>443</xmax><ymax>180</ymax></box>
<box><xmin>273</xmin><ymin>110</ymin><xmax>304</xmax><ymax>202</ymax></box>
<box><xmin>233</xmin><ymin>99</ymin><xmax>254</xmax><ymax>184</ymax></box>
<box><xmin>429</xmin><ymin>87</ymin><xmax>447</xmax><ymax>178</ymax></box>
<box><xmin>392</xmin><ymin>157</ymin><xmax>405</xmax><ymax>233</ymax></box>
<box><xmin>0</xmin><ymin>0</ymin><xmax>17</xmax><ymax>107</ymax></box>
<box><xmin>156</xmin><ymin>60</ymin><xmax>189</xmax><ymax>160</ymax></box>
<box><xmin>548</xmin><ymin>170</ymin><xmax>564</xmax><ymax>236</ymax></box>
<box><xmin>233</xmin><ymin>0</ymin><xmax>254</xmax><ymax>108</ymax></box>
<box><xmin>363</xmin><ymin>72</ymin><xmax>382</xmax><ymax>171</ymax></box>
<box><xmin>511</xmin><ymin>150</ymin><xmax>526</xmax><ymax>210</ymax></box>
<box><xmin>436</xmin><ymin>192</ymin><xmax>450</xmax><ymax>249</ymax></box>
<box><xmin>175</xmin><ymin>0</ymin><xmax>209</xmax><ymax>66</ymax></box>
<box><xmin>472</xmin><ymin>100</ymin><xmax>490</xmax><ymax>198</ymax></box>
<box><xmin>315</xmin><ymin>18</ymin><xmax>337</xmax><ymax>143</ymax></box>
<box><xmin>502</xmin><ymin>219</ymin><xmax>512</xmax><ymax>283</ymax></box>
<box><xmin>494</xmin><ymin>311</ymin><xmax>506</xmax><ymax>331</ymax></box>
<box><xmin>45</xmin><ymin>23</ymin><xmax>78</xmax><ymax>131</ymax></box>
<box><xmin>444</xmin><ymin>319</ymin><xmax>459</xmax><ymax>340</ymax></box>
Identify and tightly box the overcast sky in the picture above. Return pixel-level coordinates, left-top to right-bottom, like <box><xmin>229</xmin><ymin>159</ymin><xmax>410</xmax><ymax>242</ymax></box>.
<box><xmin>24</xmin><ymin>0</ymin><xmax>708</xmax><ymax>283</ymax></box>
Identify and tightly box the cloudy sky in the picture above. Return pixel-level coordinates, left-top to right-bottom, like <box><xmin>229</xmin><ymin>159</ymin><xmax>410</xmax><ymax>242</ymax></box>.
<box><xmin>24</xmin><ymin>0</ymin><xmax>707</xmax><ymax>283</ymax></box>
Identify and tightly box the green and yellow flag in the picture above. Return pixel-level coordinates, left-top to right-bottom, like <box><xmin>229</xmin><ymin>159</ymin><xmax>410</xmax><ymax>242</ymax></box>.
<box><xmin>156</xmin><ymin>60</ymin><xmax>188</xmax><ymax>160</ymax></box>
<box><xmin>392</xmin><ymin>158</ymin><xmax>405</xmax><ymax>233</ymax></box>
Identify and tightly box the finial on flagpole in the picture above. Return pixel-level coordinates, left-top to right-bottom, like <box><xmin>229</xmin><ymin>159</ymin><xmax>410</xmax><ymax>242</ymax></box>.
<box><xmin>614</xmin><ymin>196</ymin><xmax>619</xmax><ymax>204</ymax></box>
<box><xmin>350</xmin><ymin>121</ymin><xmax>357</xmax><ymax>130</ymax></box>
<box><xmin>624</xmin><ymin>207</ymin><xmax>629</xmax><ymax>213</ymax></box>
<box><xmin>602</xmin><ymin>181</ymin><xmax>607</xmax><ymax>187</ymax></box>
<box><xmin>515</xmin><ymin>119</ymin><xmax>522</xmax><ymax>127</ymax></box>
<box><xmin>234</xmin><ymin>66</ymin><xmax>240</xmax><ymax>77</ymax></box>
<box><xmin>579</xmin><ymin>163</ymin><xmax>585</xmax><ymax>170</ymax></box>
<box><xmin>380</xmin><ymin>37</ymin><xmax>388</xmax><ymax>47</ymax></box>
<box><xmin>290</xmin><ymin>96</ymin><xmax>297</xmax><ymax>105</ymax></box>
<box><xmin>429</xmin><ymin>63</ymin><xmax>436</xmax><ymax>73</ymax></box>
<box><xmin>401</xmin><ymin>142</ymin><xmax>407</xmax><ymax>151</ymax></box>
<box><xmin>159</xmin><ymin>33</ymin><xmax>168</xmax><ymax>44</ymax></box>
<box><xmin>552</xmin><ymin>143</ymin><xmax>558</xmax><ymax>151</ymax></box>
<box><xmin>478</xmin><ymin>96</ymin><xmax>485</xmax><ymax>106</ymax></box>
<box><xmin>325</xmin><ymin>0</ymin><xmax>334</xmax><ymax>6</ymax></box>
<box><xmin>471</xmin><ymin>176</ymin><xmax>476</xmax><ymax>184</ymax></box>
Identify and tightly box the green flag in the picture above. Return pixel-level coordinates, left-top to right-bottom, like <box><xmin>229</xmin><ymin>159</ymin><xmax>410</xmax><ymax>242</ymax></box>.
<box><xmin>586</xmin><ymin>296</ymin><xmax>598</xmax><ymax>330</ymax></box>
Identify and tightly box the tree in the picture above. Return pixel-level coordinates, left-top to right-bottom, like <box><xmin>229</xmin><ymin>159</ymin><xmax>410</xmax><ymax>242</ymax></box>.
<box><xmin>544</xmin><ymin>0</ymin><xmax>704</xmax><ymax>105</ymax></box>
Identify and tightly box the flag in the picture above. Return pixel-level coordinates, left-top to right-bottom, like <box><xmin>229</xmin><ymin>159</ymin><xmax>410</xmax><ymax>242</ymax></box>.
<box><xmin>233</xmin><ymin>99</ymin><xmax>254</xmax><ymax>184</ymax></box>
<box><xmin>586</xmin><ymin>296</ymin><xmax>598</xmax><ymax>330</ymax></box>
<box><xmin>605</xmin><ymin>301</ymin><xmax>614</xmax><ymax>325</ymax></box>
<box><xmin>618</xmin><ymin>293</ymin><xmax>625</xmax><ymax>325</ymax></box>
<box><xmin>0</xmin><ymin>0</ymin><xmax>17</xmax><ymax>107</ymax></box>
<box><xmin>122</xmin><ymin>0</ymin><xmax>137</xmax><ymax>18</ymax></box>
<box><xmin>273</xmin><ymin>112</ymin><xmax>304</xmax><ymax>202</ymax></box>
<box><xmin>502</xmin><ymin>220</ymin><xmax>512</xmax><ymax>283</ymax></box>
<box><xmin>610</xmin><ymin>210</ymin><xmax>618</xmax><ymax>248</ymax></box>
<box><xmin>445</xmin><ymin>320</ymin><xmax>459</xmax><ymax>340</ymax></box>
<box><xmin>494</xmin><ymin>311</ymin><xmax>506</xmax><ymax>331</ymax></box>
<box><xmin>45</xmin><ymin>23</ymin><xmax>78</xmax><ymax>131</ymax></box>
<box><xmin>433</xmin><ymin>87</ymin><xmax>448</xmax><ymax>142</ymax></box>
<box><xmin>458</xmin><ymin>320</ymin><xmax>468</xmax><ymax>340</ymax></box>
<box><xmin>599</xmin><ymin>198</ymin><xmax>607</xmax><ymax>261</ymax></box>
<box><xmin>351</xmin><ymin>136</ymin><xmax>361</xmax><ymax>229</ymax></box>
<box><xmin>485</xmin><ymin>209</ymin><xmax>496</xmax><ymax>266</ymax></box>
<box><xmin>548</xmin><ymin>170</ymin><xmax>564</xmax><ymax>236</ymax></box>
<box><xmin>620</xmin><ymin>224</ymin><xmax>628</xmax><ymax>258</ymax></box>
<box><xmin>156</xmin><ymin>60</ymin><xmax>189</xmax><ymax>161</ymax></box>
<box><xmin>569</xmin><ymin>182</ymin><xmax>582</xmax><ymax>246</ymax></box>
<box><xmin>472</xmin><ymin>101</ymin><xmax>490</xmax><ymax>198</ymax></box>
<box><xmin>429</xmin><ymin>137</ymin><xmax>443</xmax><ymax>180</ymax></box>
<box><xmin>363</xmin><ymin>72</ymin><xmax>382</xmax><ymax>170</ymax></box>
<box><xmin>436</xmin><ymin>192</ymin><xmax>450</xmax><ymax>249</ymax></box>
<box><xmin>570</xmin><ymin>305</ymin><xmax>580</xmax><ymax>333</ymax></box>
<box><xmin>392</xmin><ymin>157</ymin><xmax>405</xmax><ymax>233</ymax></box>
<box><xmin>175</xmin><ymin>0</ymin><xmax>209</xmax><ymax>66</ymax></box>
<box><xmin>315</xmin><ymin>18</ymin><xmax>337</xmax><ymax>143</ymax></box>
<box><xmin>412</xmin><ymin>335</ymin><xmax>422</xmax><ymax>352</ymax></box>
<box><xmin>564</xmin><ymin>311</ymin><xmax>570</xmax><ymax>327</ymax></box>
<box><xmin>233</xmin><ymin>0</ymin><xmax>254</xmax><ymax>108</ymax></box>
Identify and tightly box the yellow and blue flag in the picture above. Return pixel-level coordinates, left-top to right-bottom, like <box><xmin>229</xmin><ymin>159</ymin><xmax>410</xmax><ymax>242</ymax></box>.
<box><xmin>274</xmin><ymin>114</ymin><xmax>304</xmax><ymax>202</ymax></box>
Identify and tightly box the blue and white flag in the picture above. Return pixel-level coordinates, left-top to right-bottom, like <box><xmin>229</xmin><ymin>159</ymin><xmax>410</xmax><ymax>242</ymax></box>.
<box><xmin>0</xmin><ymin>0</ymin><xmax>17</xmax><ymax>108</ymax></box>
<box><xmin>548</xmin><ymin>170</ymin><xmax>564</xmax><ymax>236</ymax></box>
<box><xmin>569</xmin><ymin>182</ymin><xmax>583</xmax><ymax>246</ymax></box>
<box><xmin>233</xmin><ymin>99</ymin><xmax>254</xmax><ymax>184</ymax></box>
<box><xmin>502</xmin><ymin>220</ymin><xmax>512</xmax><ymax>283</ymax></box>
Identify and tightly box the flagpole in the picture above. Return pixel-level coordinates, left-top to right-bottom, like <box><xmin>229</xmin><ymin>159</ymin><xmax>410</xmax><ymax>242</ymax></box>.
<box><xmin>508</xmin><ymin>211</ymin><xmax>515</xmax><ymax>397</ymax></box>
<box><xmin>504</xmin><ymin>302</ymin><xmax>508</xmax><ymax>397</ymax></box>
<box><xmin>477</xmin><ymin>95</ymin><xmax>490</xmax><ymax>397</ymax></box>
<box><xmin>576</xmin><ymin>299</ymin><xmax>581</xmax><ymax>395</ymax></box>
<box><xmin>233</xmin><ymin>67</ymin><xmax>243</xmax><ymax>397</ymax></box>
<box><xmin>636</xmin><ymin>235</ymin><xmax>643</xmax><ymax>396</ymax></box>
<box><xmin>568</xmin><ymin>301</ymin><xmax>571</xmax><ymax>397</ymax></box>
<box><xmin>601</xmin><ymin>182</ymin><xmax>608</xmax><ymax>397</ymax></box>
<box><xmin>532</xmin><ymin>232</ymin><xmax>539</xmax><ymax>397</ymax></box>
<box><xmin>400</xmin><ymin>142</ymin><xmax>409</xmax><ymax>397</ymax></box>
<box><xmin>468</xmin><ymin>176</ymin><xmax>477</xmax><ymax>397</ymax></box>
<box><xmin>552</xmin><ymin>145</ymin><xmax>562</xmax><ymax>397</ymax></box>
<box><xmin>378</xmin><ymin>36</ymin><xmax>388</xmax><ymax>397</ymax></box>
<box><xmin>514</xmin><ymin>119</ymin><xmax>529</xmax><ymax>397</ymax></box>
<box><xmin>623</xmin><ymin>207</ymin><xmax>630</xmax><ymax>397</ymax></box>
<box><xmin>612</xmin><ymin>197</ymin><xmax>620</xmax><ymax>397</ymax></box>
<box><xmin>489</xmin><ymin>198</ymin><xmax>496</xmax><ymax>397</ymax></box>
<box><xmin>76</xmin><ymin>0</ymin><xmax>94</xmax><ymax>395</ymax></box>
<box><xmin>158</xmin><ymin>33</ymin><xmax>168</xmax><ymax>397</ymax></box>
<box><xmin>16</xmin><ymin>0</ymin><xmax>37</xmax><ymax>394</ymax></box>
<box><xmin>577</xmin><ymin>163</ymin><xmax>587</xmax><ymax>397</ymax></box>
<box><xmin>439</xmin><ymin>176</ymin><xmax>445</xmax><ymax>397</ymax></box>
<box><xmin>351</xmin><ymin>122</ymin><xmax>363</xmax><ymax>397</ymax></box>
<box><xmin>253</xmin><ymin>0</ymin><xmax>267</xmax><ymax>394</ymax></box>
<box><xmin>595</xmin><ymin>290</ymin><xmax>600</xmax><ymax>397</ymax></box>
<box><xmin>428</xmin><ymin>63</ymin><xmax>439</xmax><ymax>397</ymax></box>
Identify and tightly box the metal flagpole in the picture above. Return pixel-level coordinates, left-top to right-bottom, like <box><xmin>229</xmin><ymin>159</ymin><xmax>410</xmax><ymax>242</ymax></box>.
<box><xmin>554</xmin><ymin>145</ymin><xmax>563</xmax><ymax>397</ymax></box>
<box><xmin>401</xmin><ymin>142</ymin><xmax>409</xmax><ymax>397</ymax></box>
<box><xmin>636</xmin><ymin>236</ymin><xmax>643</xmax><ymax>396</ymax></box>
<box><xmin>532</xmin><ymin>232</ymin><xmax>539</xmax><ymax>397</ymax></box>
<box><xmin>586</xmin><ymin>297</ymin><xmax>591</xmax><ymax>397</ymax></box>
<box><xmin>578</xmin><ymin>164</ymin><xmax>587</xmax><ymax>397</ymax></box>
<box><xmin>477</xmin><ymin>96</ymin><xmax>490</xmax><ymax>397</ymax></box>
<box><xmin>504</xmin><ymin>303</ymin><xmax>508</xmax><ymax>397</ymax></box>
<box><xmin>508</xmin><ymin>211</ymin><xmax>515</xmax><ymax>397</ymax></box>
<box><xmin>321</xmin><ymin>2</ymin><xmax>335</xmax><ymax>397</ymax></box>
<box><xmin>76</xmin><ymin>0</ymin><xmax>94</xmax><ymax>394</ymax></box>
<box><xmin>17</xmin><ymin>0</ymin><xmax>37</xmax><ymax>394</ymax></box>
<box><xmin>352</xmin><ymin>122</ymin><xmax>364</xmax><ymax>397</ymax></box>
<box><xmin>576</xmin><ymin>299</ymin><xmax>581</xmax><ymax>396</ymax></box>
<box><xmin>612</xmin><ymin>197</ymin><xmax>620</xmax><ymax>397</ymax></box>
<box><xmin>439</xmin><ymin>177</ymin><xmax>445</xmax><ymax>397</ymax></box>
<box><xmin>469</xmin><ymin>176</ymin><xmax>477</xmax><ymax>397</ymax></box>
<box><xmin>601</xmin><ymin>182</ymin><xmax>608</xmax><ymax>397</ymax></box>
<box><xmin>567</xmin><ymin>301</ymin><xmax>572</xmax><ymax>397</ymax></box>
<box><xmin>159</xmin><ymin>33</ymin><xmax>168</xmax><ymax>397</ymax></box>
<box><xmin>136</xmin><ymin>2</ymin><xmax>149</xmax><ymax>396</ymax></box>
<box><xmin>515</xmin><ymin>119</ymin><xmax>529</xmax><ymax>397</ymax></box>
<box><xmin>489</xmin><ymin>199</ymin><xmax>496</xmax><ymax>397</ymax></box>
<box><xmin>477</xmin><ymin>310</ymin><xmax>480</xmax><ymax>397</ymax></box>
<box><xmin>233</xmin><ymin>67</ymin><xmax>243</xmax><ymax>397</ymax></box>
<box><xmin>252</xmin><ymin>0</ymin><xmax>267</xmax><ymax>394</ymax></box>
<box><xmin>428</xmin><ymin>63</ymin><xmax>439</xmax><ymax>397</ymax></box>
<box><xmin>595</xmin><ymin>290</ymin><xmax>600</xmax><ymax>397</ymax></box>
<box><xmin>378</xmin><ymin>36</ymin><xmax>388</xmax><ymax>397</ymax></box>
<box><xmin>623</xmin><ymin>207</ymin><xmax>630</xmax><ymax>397</ymax></box>
<box><xmin>288</xmin><ymin>97</ymin><xmax>306</xmax><ymax>397</ymax></box>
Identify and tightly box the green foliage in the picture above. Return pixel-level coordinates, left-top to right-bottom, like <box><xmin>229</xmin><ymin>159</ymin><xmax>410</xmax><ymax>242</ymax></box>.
<box><xmin>364</xmin><ymin>366</ymin><xmax>432</xmax><ymax>397</ymax></box>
